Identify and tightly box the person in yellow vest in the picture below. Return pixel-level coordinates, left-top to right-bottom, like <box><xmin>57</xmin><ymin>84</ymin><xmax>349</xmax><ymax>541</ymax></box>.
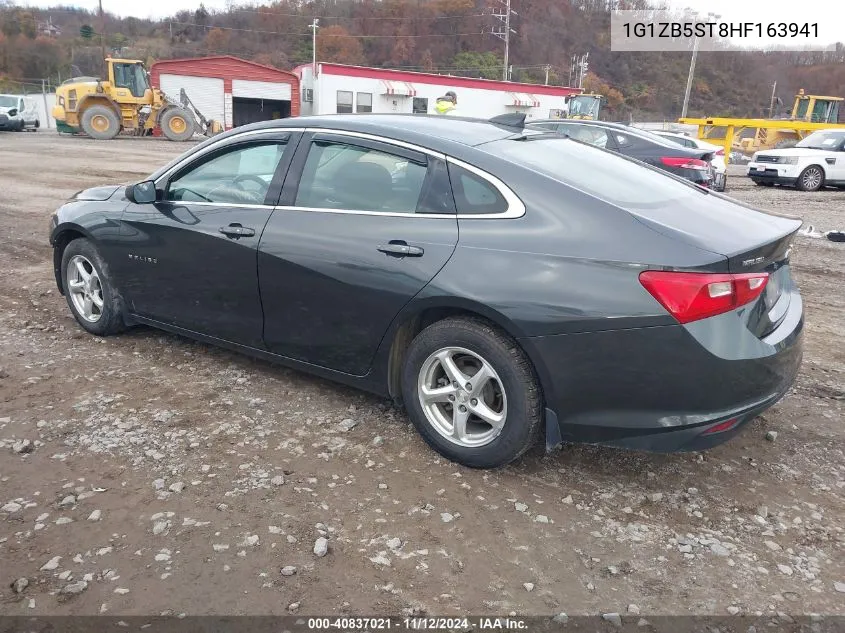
<box><xmin>434</xmin><ymin>91</ymin><xmax>458</xmax><ymax>115</ymax></box>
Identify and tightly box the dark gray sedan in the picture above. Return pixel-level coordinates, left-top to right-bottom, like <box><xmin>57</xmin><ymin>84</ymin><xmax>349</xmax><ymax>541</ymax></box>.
<box><xmin>49</xmin><ymin>114</ymin><xmax>803</xmax><ymax>468</ymax></box>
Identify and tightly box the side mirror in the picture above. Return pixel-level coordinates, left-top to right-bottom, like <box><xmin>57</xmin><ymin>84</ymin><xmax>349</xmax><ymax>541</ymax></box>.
<box><xmin>8</xmin><ymin>108</ymin><xmax>17</xmax><ymax>117</ymax></box>
<box><xmin>126</xmin><ymin>180</ymin><xmax>157</xmax><ymax>204</ymax></box>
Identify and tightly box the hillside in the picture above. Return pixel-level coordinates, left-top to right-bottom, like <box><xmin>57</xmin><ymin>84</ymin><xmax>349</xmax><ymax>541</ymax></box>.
<box><xmin>1</xmin><ymin>0</ymin><xmax>844</xmax><ymax>121</ymax></box>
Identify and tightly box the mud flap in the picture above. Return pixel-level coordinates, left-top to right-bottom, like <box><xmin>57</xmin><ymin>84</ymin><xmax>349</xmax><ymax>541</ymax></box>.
<box><xmin>545</xmin><ymin>407</ymin><xmax>563</xmax><ymax>452</ymax></box>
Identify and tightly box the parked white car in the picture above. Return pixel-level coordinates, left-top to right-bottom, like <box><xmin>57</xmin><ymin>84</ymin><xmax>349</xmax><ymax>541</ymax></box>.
<box><xmin>746</xmin><ymin>129</ymin><xmax>845</xmax><ymax>191</ymax></box>
<box><xmin>656</xmin><ymin>131</ymin><xmax>726</xmax><ymax>191</ymax></box>
<box><xmin>0</xmin><ymin>94</ymin><xmax>40</xmax><ymax>132</ymax></box>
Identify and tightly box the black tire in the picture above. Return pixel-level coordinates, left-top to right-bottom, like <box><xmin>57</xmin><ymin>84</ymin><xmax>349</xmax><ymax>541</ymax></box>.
<box><xmin>401</xmin><ymin>317</ymin><xmax>542</xmax><ymax>469</ymax></box>
<box><xmin>797</xmin><ymin>165</ymin><xmax>824</xmax><ymax>192</ymax></box>
<box><xmin>34</xmin><ymin>119</ymin><xmax>40</xmax><ymax>129</ymax></box>
<box><xmin>160</xmin><ymin>107</ymin><xmax>196</xmax><ymax>141</ymax></box>
<box><xmin>61</xmin><ymin>238</ymin><xmax>125</xmax><ymax>336</ymax></box>
<box><xmin>81</xmin><ymin>104</ymin><xmax>120</xmax><ymax>140</ymax></box>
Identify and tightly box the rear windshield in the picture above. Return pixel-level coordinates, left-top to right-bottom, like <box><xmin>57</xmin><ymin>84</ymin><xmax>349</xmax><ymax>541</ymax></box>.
<box><xmin>484</xmin><ymin>137</ymin><xmax>703</xmax><ymax>208</ymax></box>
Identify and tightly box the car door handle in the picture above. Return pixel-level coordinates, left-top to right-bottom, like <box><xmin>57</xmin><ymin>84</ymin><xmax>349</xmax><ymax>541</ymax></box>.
<box><xmin>219</xmin><ymin>224</ymin><xmax>255</xmax><ymax>238</ymax></box>
<box><xmin>377</xmin><ymin>241</ymin><xmax>424</xmax><ymax>257</ymax></box>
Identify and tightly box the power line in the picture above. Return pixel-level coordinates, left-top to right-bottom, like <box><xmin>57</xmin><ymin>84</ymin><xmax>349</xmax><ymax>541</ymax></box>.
<box><xmin>170</xmin><ymin>21</ymin><xmax>486</xmax><ymax>39</ymax></box>
<box><xmin>19</xmin><ymin>5</ymin><xmax>487</xmax><ymax>22</ymax></box>
<box><xmin>222</xmin><ymin>7</ymin><xmax>489</xmax><ymax>21</ymax></box>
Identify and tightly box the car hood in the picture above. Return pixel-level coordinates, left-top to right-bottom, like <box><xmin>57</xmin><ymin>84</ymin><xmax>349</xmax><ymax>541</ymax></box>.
<box><xmin>0</xmin><ymin>106</ymin><xmax>17</xmax><ymax>115</ymax></box>
<box><xmin>757</xmin><ymin>147</ymin><xmax>832</xmax><ymax>157</ymax></box>
<box><xmin>72</xmin><ymin>185</ymin><xmax>122</xmax><ymax>201</ymax></box>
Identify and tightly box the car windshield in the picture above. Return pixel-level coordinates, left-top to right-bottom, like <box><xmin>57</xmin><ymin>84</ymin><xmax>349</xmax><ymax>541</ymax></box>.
<box><xmin>484</xmin><ymin>136</ymin><xmax>703</xmax><ymax>208</ymax></box>
<box><xmin>0</xmin><ymin>96</ymin><xmax>18</xmax><ymax>108</ymax></box>
<box><xmin>568</xmin><ymin>96</ymin><xmax>601</xmax><ymax>117</ymax></box>
<box><xmin>796</xmin><ymin>130</ymin><xmax>845</xmax><ymax>149</ymax></box>
<box><xmin>657</xmin><ymin>134</ymin><xmax>687</xmax><ymax>147</ymax></box>
<box><xmin>628</xmin><ymin>126</ymin><xmax>689</xmax><ymax>147</ymax></box>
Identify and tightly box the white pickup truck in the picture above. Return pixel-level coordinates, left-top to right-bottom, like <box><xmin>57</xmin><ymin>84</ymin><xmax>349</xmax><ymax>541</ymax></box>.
<box><xmin>746</xmin><ymin>129</ymin><xmax>845</xmax><ymax>191</ymax></box>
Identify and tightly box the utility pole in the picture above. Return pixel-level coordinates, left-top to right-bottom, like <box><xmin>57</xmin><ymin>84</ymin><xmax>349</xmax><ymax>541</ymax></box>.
<box><xmin>42</xmin><ymin>78</ymin><xmax>51</xmax><ymax>129</ymax></box>
<box><xmin>681</xmin><ymin>36</ymin><xmax>699</xmax><ymax>118</ymax></box>
<box><xmin>768</xmin><ymin>81</ymin><xmax>778</xmax><ymax>117</ymax></box>
<box><xmin>492</xmin><ymin>0</ymin><xmax>517</xmax><ymax>81</ymax></box>
<box><xmin>578</xmin><ymin>53</ymin><xmax>588</xmax><ymax>88</ymax></box>
<box><xmin>99</xmin><ymin>0</ymin><xmax>106</xmax><ymax>71</ymax></box>
<box><xmin>309</xmin><ymin>18</ymin><xmax>320</xmax><ymax>78</ymax></box>
<box><xmin>544</xmin><ymin>64</ymin><xmax>551</xmax><ymax>85</ymax></box>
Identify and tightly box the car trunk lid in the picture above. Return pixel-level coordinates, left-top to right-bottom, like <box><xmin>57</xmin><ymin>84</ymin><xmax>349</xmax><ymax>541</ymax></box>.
<box><xmin>627</xmin><ymin>194</ymin><xmax>801</xmax><ymax>337</ymax></box>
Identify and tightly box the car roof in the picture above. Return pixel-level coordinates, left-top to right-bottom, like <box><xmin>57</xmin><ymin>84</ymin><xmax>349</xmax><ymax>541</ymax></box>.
<box><xmin>232</xmin><ymin>114</ymin><xmax>524</xmax><ymax>149</ymax></box>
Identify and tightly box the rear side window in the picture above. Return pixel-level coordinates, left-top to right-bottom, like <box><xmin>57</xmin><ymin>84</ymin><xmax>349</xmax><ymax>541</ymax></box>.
<box><xmin>447</xmin><ymin>163</ymin><xmax>508</xmax><ymax>215</ymax></box>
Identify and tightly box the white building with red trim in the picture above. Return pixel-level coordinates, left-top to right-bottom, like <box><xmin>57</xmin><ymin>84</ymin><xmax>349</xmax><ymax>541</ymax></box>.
<box><xmin>293</xmin><ymin>63</ymin><xmax>579</xmax><ymax>120</ymax></box>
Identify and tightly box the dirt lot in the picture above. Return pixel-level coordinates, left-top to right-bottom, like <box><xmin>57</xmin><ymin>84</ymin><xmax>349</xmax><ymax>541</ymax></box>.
<box><xmin>0</xmin><ymin>131</ymin><xmax>843</xmax><ymax>618</ymax></box>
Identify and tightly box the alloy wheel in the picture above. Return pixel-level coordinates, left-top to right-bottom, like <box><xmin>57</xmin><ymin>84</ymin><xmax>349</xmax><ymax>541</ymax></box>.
<box><xmin>66</xmin><ymin>255</ymin><xmax>104</xmax><ymax>323</ymax></box>
<box><xmin>802</xmin><ymin>167</ymin><xmax>822</xmax><ymax>190</ymax></box>
<box><xmin>417</xmin><ymin>346</ymin><xmax>507</xmax><ymax>448</ymax></box>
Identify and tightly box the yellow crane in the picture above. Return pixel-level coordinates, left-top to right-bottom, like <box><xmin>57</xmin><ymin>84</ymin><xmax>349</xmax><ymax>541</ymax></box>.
<box><xmin>678</xmin><ymin>89</ymin><xmax>845</xmax><ymax>158</ymax></box>
<box><xmin>52</xmin><ymin>58</ymin><xmax>222</xmax><ymax>141</ymax></box>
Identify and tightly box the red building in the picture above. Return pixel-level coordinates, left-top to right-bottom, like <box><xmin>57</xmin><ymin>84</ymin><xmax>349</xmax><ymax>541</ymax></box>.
<box><xmin>150</xmin><ymin>55</ymin><xmax>300</xmax><ymax>131</ymax></box>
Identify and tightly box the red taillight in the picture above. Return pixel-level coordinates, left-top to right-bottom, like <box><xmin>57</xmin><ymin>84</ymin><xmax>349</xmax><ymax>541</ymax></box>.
<box><xmin>660</xmin><ymin>156</ymin><xmax>710</xmax><ymax>171</ymax></box>
<box><xmin>639</xmin><ymin>271</ymin><xmax>769</xmax><ymax>324</ymax></box>
<box><xmin>702</xmin><ymin>418</ymin><xmax>740</xmax><ymax>435</ymax></box>
<box><xmin>715</xmin><ymin>148</ymin><xmax>725</xmax><ymax>156</ymax></box>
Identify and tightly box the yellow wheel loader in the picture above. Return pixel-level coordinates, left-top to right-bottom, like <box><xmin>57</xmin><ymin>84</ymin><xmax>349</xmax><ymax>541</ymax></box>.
<box><xmin>52</xmin><ymin>58</ymin><xmax>223</xmax><ymax>141</ymax></box>
<box><xmin>679</xmin><ymin>89</ymin><xmax>845</xmax><ymax>158</ymax></box>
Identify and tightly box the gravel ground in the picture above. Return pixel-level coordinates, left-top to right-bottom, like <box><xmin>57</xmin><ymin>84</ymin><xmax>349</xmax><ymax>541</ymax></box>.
<box><xmin>0</xmin><ymin>132</ymin><xmax>843</xmax><ymax>617</ymax></box>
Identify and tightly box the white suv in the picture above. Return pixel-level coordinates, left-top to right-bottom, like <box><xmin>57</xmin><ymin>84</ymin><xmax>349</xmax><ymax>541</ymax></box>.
<box><xmin>747</xmin><ymin>129</ymin><xmax>845</xmax><ymax>191</ymax></box>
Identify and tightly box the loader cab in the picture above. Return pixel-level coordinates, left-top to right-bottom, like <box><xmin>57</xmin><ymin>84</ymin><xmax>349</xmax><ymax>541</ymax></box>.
<box><xmin>791</xmin><ymin>90</ymin><xmax>843</xmax><ymax>124</ymax></box>
<box><xmin>108</xmin><ymin>59</ymin><xmax>152</xmax><ymax>102</ymax></box>
<box><xmin>565</xmin><ymin>94</ymin><xmax>604</xmax><ymax>120</ymax></box>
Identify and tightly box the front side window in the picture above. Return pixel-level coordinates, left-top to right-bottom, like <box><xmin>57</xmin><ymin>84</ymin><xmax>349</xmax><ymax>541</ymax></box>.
<box><xmin>356</xmin><ymin>92</ymin><xmax>373</xmax><ymax>113</ymax></box>
<box><xmin>447</xmin><ymin>163</ymin><xmax>508</xmax><ymax>215</ymax></box>
<box><xmin>337</xmin><ymin>91</ymin><xmax>353</xmax><ymax>114</ymax></box>
<box><xmin>166</xmin><ymin>141</ymin><xmax>287</xmax><ymax>204</ymax></box>
<box><xmin>295</xmin><ymin>140</ymin><xmax>428</xmax><ymax>213</ymax></box>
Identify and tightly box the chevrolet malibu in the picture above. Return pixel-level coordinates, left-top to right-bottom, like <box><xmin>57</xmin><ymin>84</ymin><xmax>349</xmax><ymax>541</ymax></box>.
<box><xmin>50</xmin><ymin>114</ymin><xmax>804</xmax><ymax>468</ymax></box>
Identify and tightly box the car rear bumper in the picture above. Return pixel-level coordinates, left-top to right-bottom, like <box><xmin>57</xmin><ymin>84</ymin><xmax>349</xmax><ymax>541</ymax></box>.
<box><xmin>522</xmin><ymin>297</ymin><xmax>803</xmax><ymax>453</ymax></box>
